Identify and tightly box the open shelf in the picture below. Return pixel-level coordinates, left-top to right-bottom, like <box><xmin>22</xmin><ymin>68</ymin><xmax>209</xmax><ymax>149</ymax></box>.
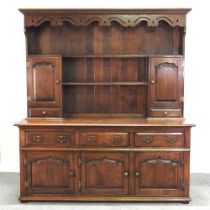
<box><xmin>63</xmin><ymin>57</ymin><xmax>147</xmax><ymax>84</ymax></box>
<box><xmin>63</xmin><ymin>85</ymin><xmax>147</xmax><ymax>116</ymax></box>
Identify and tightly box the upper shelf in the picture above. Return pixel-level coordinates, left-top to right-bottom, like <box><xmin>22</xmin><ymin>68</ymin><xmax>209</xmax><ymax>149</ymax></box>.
<box><xmin>19</xmin><ymin>8</ymin><xmax>191</xmax><ymax>28</ymax></box>
<box><xmin>63</xmin><ymin>55</ymin><xmax>183</xmax><ymax>58</ymax></box>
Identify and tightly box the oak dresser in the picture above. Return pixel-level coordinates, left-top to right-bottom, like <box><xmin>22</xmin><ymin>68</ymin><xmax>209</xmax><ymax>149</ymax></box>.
<box><xmin>16</xmin><ymin>9</ymin><xmax>194</xmax><ymax>203</ymax></box>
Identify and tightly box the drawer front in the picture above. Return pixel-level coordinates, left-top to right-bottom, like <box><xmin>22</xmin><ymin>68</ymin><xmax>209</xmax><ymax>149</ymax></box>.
<box><xmin>149</xmin><ymin>109</ymin><xmax>182</xmax><ymax>117</ymax></box>
<box><xmin>80</xmin><ymin>132</ymin><xmax>129</xmax><ymax>146</ymax></box>
<box><xmin>26</xmin><ymin>131</ymin><xmax>74</xmax><ymax>146</ymax></box>
<box><xmin>29</xmin><ymin>108</ymin><xmax>61</xmax><ymax>117</ymax></box>
<box><xmin>135</xmin><ymin>133</ymin><xmax>184</xmax><ymax>147</ymax></box>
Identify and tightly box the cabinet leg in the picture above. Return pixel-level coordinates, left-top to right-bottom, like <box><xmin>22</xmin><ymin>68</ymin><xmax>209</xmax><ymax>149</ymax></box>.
<box><xmin>182</xmin><ymin>201</ymin><xmax>189</xmax><ymax>204</ymax></box>
<box><xmin>20</xmin><ymin>200</ymin><xmax>28</xmax><ymax>203</ymax></box>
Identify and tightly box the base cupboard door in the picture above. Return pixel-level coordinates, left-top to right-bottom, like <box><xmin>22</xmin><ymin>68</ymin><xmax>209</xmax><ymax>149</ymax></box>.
<box><xmin>80</xmin><ymin>152</ymin><xmax>129</xmax><ymax>195</ymax></box>
<box><xmin>25</xmin><ymin>152</ymin><xmax>75</xmax><ymax>194</ymax></box>
<box><xmin>134</xmin><ymin>152</ymin><xmax>186</xmax><ymax>196</ymax></box>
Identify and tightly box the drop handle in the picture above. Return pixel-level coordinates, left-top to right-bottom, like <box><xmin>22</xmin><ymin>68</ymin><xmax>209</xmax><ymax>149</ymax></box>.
<box><xmin>113</xmin><ymin>136</ymin><xmax>121</xmax><ymax>144</ymax></box>
<box><xmin>166</xmin><ymin>136</ymin><xmax>176</xmax><ymax>143</ymax></box>
<box><xmin>87</xmin><ymin>135</ymin><xmax>97</xmax><ymax>143</ymax></box>
<box><xmin>143</xmin><ymin>136</ymin><xmax>153</xmax><ymax>143</ymax></box>
<box><xmin>56</xmin><ymin>135</ymin><xmax>67</xmax><ymax>144</ymax></box>
<box><xmin>32</xmin><ymin>135</ymin><xmax>43</xmax><ymax>143</ymax></box>
<box><xmin>135</xmin><ymin>171</ymin><xmax>140</xmax><ymax>177</ymax></box>
<box><xmin>124</xmin><ymin>171</ymin><xmax>129</xmax><ymax>177</ymax></box>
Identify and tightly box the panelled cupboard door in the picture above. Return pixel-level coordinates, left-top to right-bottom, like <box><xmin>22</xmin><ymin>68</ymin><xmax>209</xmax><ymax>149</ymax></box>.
<box><xmin>25</xmin><ymin>152</ymin><xmax>75</xmax><ymax>194</ymax></box>
<box><xmin>27</xmin><ymin>56</ymin><xmax>62</xmax><ymax>107</ymax></box>
<box><xmin>148</xmin><ymin>57</ymin><xmax>183</xmax><ymax>117</ymax></box>
<box><xmin>134</xmin><ymin>152</ymin><xmax>185</xmax><ymax>196</ymax></box>
<box><xmin>80</xmin><ymin>152</ymin><xmax>129</xmax><ymax>195</ymax></box>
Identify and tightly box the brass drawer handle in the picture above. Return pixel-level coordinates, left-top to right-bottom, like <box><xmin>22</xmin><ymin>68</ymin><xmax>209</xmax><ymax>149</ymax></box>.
<box><xmin>56</xmin><ymin>135</ymin><xmax>67</xmax><ymax>144</ymax></box>
<box><xmin>135</xmin><ymin>171</ymin><xmax>140</xmax><ymax>177</ymax></box>
<box><xmin>113</xmin><ymin>136</ymin><xmax>121</xmax><ymax>144</ymax></box>
<box><xmin>87</xmin><ymin>135</ymin><xmax>97</xmax><ymax>144</ymax></box>
<box><xmin>32</xmin><ymin>135</ymin><xmax>43</xmax><ymax>143</ymax></box>
<box><xmin>143</xmin><ymin>136</ymin><xmax>153</xmax><ymax>143</ymax></box>
<box><xmin>124</xmin><ymin>171</ymin><xmax>129</xmax><ymax>177</ymax></box>
<box><xmin>166</xmin><ymin>136</ymin><xmax>176</xmax><ymax>143</ymax></box>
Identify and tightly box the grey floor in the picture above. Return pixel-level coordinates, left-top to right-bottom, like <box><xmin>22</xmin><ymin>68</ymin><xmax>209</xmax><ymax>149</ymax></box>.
<box><xmin>0</xmin><ymin>173</ymin><xmax>210</xmax><ymax>210</ymax></box>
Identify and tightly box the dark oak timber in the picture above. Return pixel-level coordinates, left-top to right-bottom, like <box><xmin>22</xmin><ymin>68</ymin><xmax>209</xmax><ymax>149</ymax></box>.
<box><xmin>16</xmin><ymin>9</ymin><xmax>193</xmax><ymax>203</ymax></box>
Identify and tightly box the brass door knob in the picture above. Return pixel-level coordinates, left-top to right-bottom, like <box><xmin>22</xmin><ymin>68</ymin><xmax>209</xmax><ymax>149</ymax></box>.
<box><xmin>56</xmin><ymin>80</ymin><xmax>60</xmax><ymax>84</ymax></box>
<box><xmin>69</xmin><ymin>170</ymin><xmax>75</xmax><ymax>177</ymax></box>
<box><xmin>151</xmin><ymin>80</ymin><xmax>155</xmax><ymax>84</ymax></box>
<box><xmin>135</xmin><ymin>171</ymin><xmax>140</xmax><ymax>177</ymax></box>
<box><xmin>124</xmin><ymin>171</ymin><xmax>129</xmax><ymax>177</ymax></box>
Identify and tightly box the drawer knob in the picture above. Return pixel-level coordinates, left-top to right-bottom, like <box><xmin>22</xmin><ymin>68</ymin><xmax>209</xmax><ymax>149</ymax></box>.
<box><xmin>87</xmin><ymin>135</ymin><xmax>97</xmax><ymax>144</ymax></box>
<box><xmin>56</xmin><ymin>135</ymin><xmax>67</xmax><ymax>144</ymax></box>
<box><xmin>143</xmin><ymin>136</ymin><xmax>153</xmax><ymax>143</ymax></box>
<box><xmin>151</xmin><ymin>80</ymin><xmax>155</xmax><ymax>84</ymax></box>
<box><xmin>56</xmin><ymin>80</ymin><xmax>60</xmax><ymax>84</ymax></box>
<box><xmin>32</xmin><ymin>135</ymin><xmax>43</xmax><ymax>143</ymax></box>
<box><xmin>124</xmin><ymin>171</ymin><xmax>129</xmax><ymax>177</ymax></box>
<box><xmin>166</xmin><ymin>136</ymin><xmax>176</xmax><ymax>143</ymax></box>
<box><xmin>135</xmin><ymin>171</ymin><xmax>140</xmax><ymax>177</ymax></box>
<box><xmin>42</xmin><ymin>110</ymin><xmax>47</xmax><ymax>115</ymax></box>
<box><xmin>113</xmin><ymin>136</ymin><xmax>121</xmax><ymax>144</ymax></box>
<box><xmin>164</xmin><ymin>111</ymin><xmax>168</xmax><ymax>115</ymax></box>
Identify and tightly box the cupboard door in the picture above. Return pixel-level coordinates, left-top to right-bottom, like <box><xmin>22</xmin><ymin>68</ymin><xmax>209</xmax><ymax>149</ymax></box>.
<box><xmin>27</xmin><ymin>56</ymin><xmax>62</xmax><ymax>107</ymax></box>
<box><xmin>134</xmin><ymin>152</ymin><xmax>186</xmax><ymax>196</ymax></box>
<box><xmin>25</xmin><ymin>152</ymin><xmax>75</xmax><ymax>194</ymax></box>
<box><xmin>148</xmin><ymin>57</ymin><xmax>183</xmax><ymax>117</ymax></box>
<box><xmin>80</xmin><ymin>152</ymin><xmax>129</xmax><ymax>195</ymax></box>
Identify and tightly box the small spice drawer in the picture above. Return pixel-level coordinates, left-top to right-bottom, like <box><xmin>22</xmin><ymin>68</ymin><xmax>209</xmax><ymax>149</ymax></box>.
<box><xmin>135</xmin><ymin>133</ymin><xmax>184</xmax><ymax>147</ymax></box>
<box><xmin>29</xmin><ymin>108</ymin><xmax>61</xmax><ymax>117</ymax></box>
<box><xmin>26</xmin><ymin>131</ymin><xmax>74</xmax><ymax>146</ymax></box>
<box><xmin>149</xmin><ymin>109</ymin><xmax>182</xmax><ymax>117</ymax></box>
<box><xmin>80</xmin><ymin>132</ymin><xmax>129</xmax><ymax>146</ymax></box>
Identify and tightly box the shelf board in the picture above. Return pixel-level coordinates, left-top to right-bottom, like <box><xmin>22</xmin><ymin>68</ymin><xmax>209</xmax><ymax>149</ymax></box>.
<box><xmin>63</xmin><ymin>113</ymin><xmax>145</xmax><ymax>118</ymax></box>
<box><xmin>63</xmin><ymin>55</ymin><xmax>147</xmax><ymax>58</ymax></box>
<box><xmin>62</xmin><ymin>54</ymin><xmax>183</xmax><ymax>58</ymax></box>
<box><xmin>62</xmin><ymin>82</ymin><xmax>149</xmax><ymax>86</ymax></box>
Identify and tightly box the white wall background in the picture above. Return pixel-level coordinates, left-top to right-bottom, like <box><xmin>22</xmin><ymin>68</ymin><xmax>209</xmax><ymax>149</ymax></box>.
<box><xmin>0</xmin><ymin>0</ymin><xmax>208</xmax><ymax>173</ymax></box>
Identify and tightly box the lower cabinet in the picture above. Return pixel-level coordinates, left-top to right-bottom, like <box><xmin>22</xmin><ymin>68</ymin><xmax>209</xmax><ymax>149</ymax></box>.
<box><xmin>24</xmin><ymin>152</ymin><xmax>75</xmax><ymax>194</ymax></box>
<box><xmin>18</xmin><ymin>124</ymin><xmax>193</xmax><ymax>202</ymax></box>
<box><xmin>22</xmin><ymin>151</ymin><xmax>188</xmax><ymax>198</ymax></box>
